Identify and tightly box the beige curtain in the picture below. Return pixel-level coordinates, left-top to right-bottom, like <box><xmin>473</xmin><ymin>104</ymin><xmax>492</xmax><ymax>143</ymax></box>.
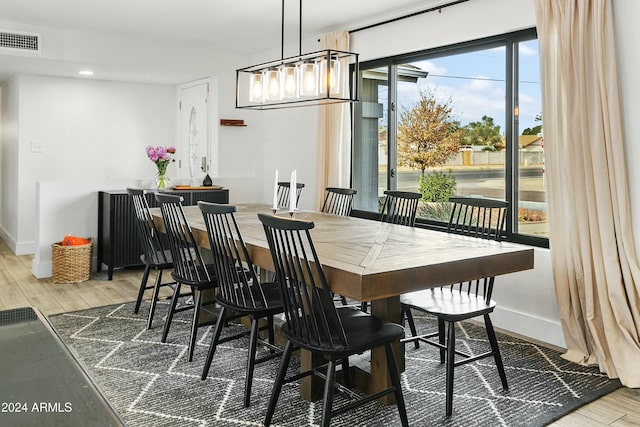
<box><xmin>535</xmin><ymin>0</ymin><xmax>640</xmax><ymax>387</ymax></box>
<box><xmin>315</xmin><ymin>31</ymin><xmax>351</xmax><ymax>210</ymax></box>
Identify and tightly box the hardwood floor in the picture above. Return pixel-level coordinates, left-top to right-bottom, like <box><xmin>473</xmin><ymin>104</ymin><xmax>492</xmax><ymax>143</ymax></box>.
<box><xmin>0</xmin><ymin>240</ymin><xmax>638</xmax><ymax>426</ymax></box>
<box><xmin>0</xmin><ymin>239</ymin><xmax>174</xmax><ymax>316</ymax></box>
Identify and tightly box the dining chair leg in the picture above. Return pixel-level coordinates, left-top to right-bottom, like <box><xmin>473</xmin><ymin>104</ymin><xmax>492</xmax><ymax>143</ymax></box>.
<box><xmin>161</xmin><ymin>282</ymin><xmax>182</xmax><ymax>343</ymax></box>
<box><xmin>438</xmin><ymin>317</ymin><xmax>446</xmax><ymax>364</ymax></box>
<box><xmin>484</xmin><ymin>314</ymin><xmax>509</xmax><ymax>390</ymax></box>
<box><xmin>147</xmin><ymin>268</ymin><xmax>163</xmax><ymax>329</ymax></box>
<box><xmin>134</xmin><ymin>265</ymin><xmax>151</xmax><ymax>314</ymax></box>
<box><xmin>264</xmin><ymin>341</ymin><xmax>293</xmax><ymax>427</ymax></box>
<box><xmin>244</xmin><ymin>316</ymin><xmax>259</xmax><ymax>408</ymax></box>
<box><xmin>341</xmin><ymin>357</ymin><xmax>351</xmax><ymax>389</ymax></box>
<box><xmin>384</xmin><ymin>343</ymin><xmax>410</xmax><ymax>427</ymax></box>
<box><xmin>320</xmin><ymin>359</ymin><xmax>337</xmax><ymax>427</ymax></box>
<box><xmin>188</xmin><ymin>288</ymin><xmax>203</xmax><ymax>362</ymax></box>
<box><xmin>445</xmin><ymin>321</ymin><xmax>456</xmax><ymax>417</ymax></box>
<box><xmin>403</xmin><ymin>306</ymin><xmax>420</xmax><ymax>350</ymax></box>
<box><xmin>201</xmin><ymin>306</ymin><xmax>227</xmax><ymax>380</ymax></box>
<box><xmin>267</xmin><ymin>315</ymin><xmax>275</xmax><ymax>351</ymax></box>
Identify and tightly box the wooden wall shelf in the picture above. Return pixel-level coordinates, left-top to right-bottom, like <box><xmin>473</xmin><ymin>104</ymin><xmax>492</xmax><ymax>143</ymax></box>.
<box><xmin>220</xmin><ymin>119</ymin><xmax>246</xmax><ymax>127</ymax></box>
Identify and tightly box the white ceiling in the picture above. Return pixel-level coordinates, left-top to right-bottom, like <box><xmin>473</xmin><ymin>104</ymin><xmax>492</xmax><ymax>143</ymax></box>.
<box><xmin>0</xmin><ymin>0</ymin><xmax>446</xmax><ymax>84</ymax></box>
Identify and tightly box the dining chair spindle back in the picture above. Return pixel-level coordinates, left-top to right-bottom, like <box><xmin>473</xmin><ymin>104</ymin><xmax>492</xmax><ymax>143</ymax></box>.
<box><xmin>447</xmin><ymin>196</ymin><xmax>507</xmax><ymax>240</ymax></box>
<box><xmin>155</xmin><ymin>193</ymin><xmax>218</xmax><ymax>362</ymax></box>
<box><xmin>277</xmin><ymin>181</ymin><xmax>305</xmax><ymax>209</ymax></box>
<box><xmin>259</xmin><ymin>213</ymin><xmax>410</xmax><ymax>427</ymax></box>
<box><xmin>127</xmin><ymin>188</ymin><xmax>175</xmax><ymax>329</ymax></box>
<box><xmin>360</xmin><ymin>190</ymin><xmax>422</xmax><ymax>312</ymax></box>
<box><xmin>198</xmin><ymin>202</ymin><xmax>283</xmax><ymax>408</ymax></box>
<box><xmin>400</xmin><ymin>196</ymin><xmax>510</xmax><ymax>416</ymax></box>
<box><xmin>321</xmin><ymin>187</ymin><xmax>357</xmax><ymax>217</ymax></box>
<box><xmin>379</xmin><ymin>190</ymin><xmax>421</xmax><ymax>227</ymax></box>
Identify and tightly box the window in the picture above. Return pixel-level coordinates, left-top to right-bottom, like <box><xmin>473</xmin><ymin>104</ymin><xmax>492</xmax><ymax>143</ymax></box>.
<box><xmin>352</xmin><ymin>29</ymin><xmax>547</xmax><ymax>247</ymax></box>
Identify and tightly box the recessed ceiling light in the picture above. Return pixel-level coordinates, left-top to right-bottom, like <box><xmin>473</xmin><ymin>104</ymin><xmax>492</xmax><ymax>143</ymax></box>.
<box><xmin>78</xmin><ymin>70</ymin><xmax>94</xmax><ymax>76</ymax></box>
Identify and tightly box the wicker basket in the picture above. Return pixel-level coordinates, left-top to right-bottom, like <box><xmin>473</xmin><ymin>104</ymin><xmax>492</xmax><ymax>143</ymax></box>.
<box><xmin>51</xmin><ymin>238</ymin><xmax>94</xmax><ymax>283</ymax></box>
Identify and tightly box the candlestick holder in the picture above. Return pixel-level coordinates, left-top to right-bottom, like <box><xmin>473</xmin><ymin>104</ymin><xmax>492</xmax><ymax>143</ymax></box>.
<box><xmin>288</xmin><ymin>210</ymin><xmax>296</xmax><ymax>218</ymax></box>
<box><xmin>272</xmin><ymin>208</ymin><xmax>278</xmax><ymax>215</ymax></box>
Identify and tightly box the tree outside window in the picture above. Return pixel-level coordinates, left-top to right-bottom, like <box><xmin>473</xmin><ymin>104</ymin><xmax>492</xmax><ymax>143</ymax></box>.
<box><xmin>397</xmin><ymin>91</ymin><xmax>461</xmax><ymax>178</ymax></box>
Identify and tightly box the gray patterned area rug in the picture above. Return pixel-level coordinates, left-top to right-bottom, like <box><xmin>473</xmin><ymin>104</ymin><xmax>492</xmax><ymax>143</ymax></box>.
<box><xmin>48</xmin><ymin>301</ymin><xmax>620</xmax><ymax>427</ymax></box>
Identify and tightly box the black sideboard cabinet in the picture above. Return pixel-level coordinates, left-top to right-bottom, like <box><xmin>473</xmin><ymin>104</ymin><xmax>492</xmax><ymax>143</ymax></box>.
<box><xmin>97</xmin><ymin>188</ymin><xmax>229</xmax><ymax>280</ymax></box>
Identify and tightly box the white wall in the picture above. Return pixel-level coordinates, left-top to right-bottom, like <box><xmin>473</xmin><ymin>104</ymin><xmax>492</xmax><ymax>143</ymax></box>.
<box><xmin>24</xmin><ymin>66</ymin><xmax>267</xmax><ymax>277</ymax></box>
<box><xmin>492</xmin><ymin>249</ymin><xmax>563</xmax><ymax>346</ymax></box>
<box><xmin>34</xmin><ymin>179</ymin><xmax>144</xmax><ymax>277</ymax></box>
<box><xmin>6</xmin><ymin>75</ymin><xmax>175</xmax><ymax>256</ymax></box>
<box><xmin>0</xmin><ymin>78</ymin><xmax>20</xmax><ymax>250</ymax></box>
<box><xmin>0</xmin><ymin>45</ymin><xmax>267</xmax><ymax>272</ymax></box>
<box><xmin>0</xmin><ymin>17</ymin><xmax>267</xmax><ymax>260</ymax></box>
<box><xmin>351</xmin><ymin>0</ymin><xmax>535</xmax><ymax>62</ymax></box>
<box><xmin>260</xmin><ymin>107</ymin><xmax>320</xmax><ymax>211</ymax></box>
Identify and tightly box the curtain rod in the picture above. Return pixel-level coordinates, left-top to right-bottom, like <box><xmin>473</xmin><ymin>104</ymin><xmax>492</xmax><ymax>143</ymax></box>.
<box><xmin>348</xmin><ymin>0</ymin><xmax>471</xmax><ymax>34</ymax></box>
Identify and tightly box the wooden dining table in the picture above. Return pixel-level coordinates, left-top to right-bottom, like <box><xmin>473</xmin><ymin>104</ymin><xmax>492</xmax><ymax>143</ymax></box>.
<box><xmin>154</xmin><ymin>203</ymin><xmax>534</xmax><ymax>404</ymax></box>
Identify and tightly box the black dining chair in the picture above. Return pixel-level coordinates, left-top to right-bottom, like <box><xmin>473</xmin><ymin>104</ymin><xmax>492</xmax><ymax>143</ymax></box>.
<box><xmin>155</xmin><ymin>193</ymin><xmax>218</xmax><ymax>362</ymax></box>
<box><xmin>321</xmin><ymin>187</ymin><xmax>358</xmax><ymax>305</ymax></box>
<box><xmin>127</xmin><ymin>188</ymin><xmax>176</xmax><ymax>329</ymax></box>
<box><xmin>277</xmin><ymin>181</ymin><xmax>305</xmax><ymax>209</ymax></box>
<box><xmin>321</xmin><ymin>187</ymin><xmax>357</xmax><ymax>216</ymax></box>
<box><xmin>361</xmin><ymin>190</ymin><xmax>421</xmax><ymax>312</ymax></box>
<box><xmin>258</xmin><ymin>213</ymin><xmax>409</xmax><ymax>427</ymax></box>
<box><xmin>379</xmin><ymin>190</ymin><xmax>421</xmax><ymax>226</ymax></box>
<box><xmin>198</xmin><ymin>202</ymin><xmax>283</xmax><ymax>408</ymax></box>
<box><xmin>400</xmin><ymin>196</ymin><xmax>509</xmax><ymax>416</ymax></box>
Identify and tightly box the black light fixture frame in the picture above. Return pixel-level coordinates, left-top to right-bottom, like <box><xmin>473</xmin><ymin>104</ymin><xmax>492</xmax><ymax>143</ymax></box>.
<box><xmin>235</xmin><ymin>0</ymin><xmax>359</xmax><ymax>110</ymax></box>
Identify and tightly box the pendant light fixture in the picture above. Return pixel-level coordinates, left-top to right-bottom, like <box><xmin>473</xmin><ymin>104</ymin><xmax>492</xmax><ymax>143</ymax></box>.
<box><xmin>236</xmin><ymin>0</ymin><xmax>359</xmax><ymax>109</ymax></box>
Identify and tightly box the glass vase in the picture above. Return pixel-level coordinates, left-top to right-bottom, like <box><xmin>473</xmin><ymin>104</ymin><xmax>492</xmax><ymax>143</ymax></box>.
<box><xmin>155</xmin><ymin>174</ymin><xmax>171</xmax><ymax>190</ymax></box>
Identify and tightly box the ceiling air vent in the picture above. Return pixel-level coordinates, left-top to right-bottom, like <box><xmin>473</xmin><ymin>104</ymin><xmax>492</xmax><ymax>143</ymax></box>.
<box><xmin>0</xmin><ymin>30</ymin><xmax>41</xmax><ymax>55</ymax></box>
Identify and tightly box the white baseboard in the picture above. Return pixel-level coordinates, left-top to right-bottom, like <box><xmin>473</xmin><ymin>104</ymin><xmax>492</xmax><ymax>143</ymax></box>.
<box><xmin>15</xmin><ymin>241</ymin><xmax>35</xmax><ymax>255</ymax></box>
<box><xmin>0</xmin><ymin>226</ymin><xmax>16</xmax><ymax>253</ymax></box>
<box><xmin>0</xmin><ymin>227</ymin><xmax>35</xmax><ymax>255</ymax></box>
<box><xmin>32</xmin><ymin>258</ymin><xmax>52</xmax><ymax>279</ymax></box>
<box><xmin>492</xmin><ymin>305</ymin><xmax>566</xmax><ymax>349</ymax></box>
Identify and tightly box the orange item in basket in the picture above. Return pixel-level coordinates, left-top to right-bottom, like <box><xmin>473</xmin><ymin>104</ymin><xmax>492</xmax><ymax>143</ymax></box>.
<box><xmin>62</xmin><ymin>235</ymin><xmax>90</xmax><ymax>246</ymax></box>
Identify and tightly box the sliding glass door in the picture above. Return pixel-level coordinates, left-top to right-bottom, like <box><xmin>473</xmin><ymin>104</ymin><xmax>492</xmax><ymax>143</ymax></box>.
<box><xmin>352</xmin><ymin>29</ymin><xmax>547</xmax><ymax>245</ymax></box>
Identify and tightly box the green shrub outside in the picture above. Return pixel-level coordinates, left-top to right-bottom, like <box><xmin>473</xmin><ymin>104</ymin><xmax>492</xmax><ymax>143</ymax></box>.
<box><xmin>419</xmin><ymin>171</ymin><xmax>457</xmax><ymax>202</ymax></box>
<box><xmin>419</xmin><ymin>202</ymin><xmax>453</xmax><ymax>221</ymax></box>
<box><xmin>417</xmin><ymin>171</ymin><xmax>456</xmax><ymax>221</ymax></box>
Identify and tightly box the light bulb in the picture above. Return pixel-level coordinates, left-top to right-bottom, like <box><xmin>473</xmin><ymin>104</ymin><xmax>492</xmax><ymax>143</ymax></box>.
<box><xmin>282</xmin><ymin>66</ymin><xmax>298</xmax><ymax>99</ymax></box>
<box><xmin>328</xmin><ymin>58</ymin><xmax>340</xmax><ymax>95</ymax></box>
<box><xmin>297</xmin><ymin>61</ymin><xmax>318</xmax><ymax>97</ymax></box>
<box><xmin>321</xmin><ymin>57</ymin><xmax>341</xmax><ymax>96</ymax></box>
<box><xmin>249</xmin><ymin>73</ymin><xmax>263</xmax><ymax>103</ymax></box>
<box><xmin>265</xmin><ymin>68</ymin><xmax>281</xmax><ymax>101</ymax></box>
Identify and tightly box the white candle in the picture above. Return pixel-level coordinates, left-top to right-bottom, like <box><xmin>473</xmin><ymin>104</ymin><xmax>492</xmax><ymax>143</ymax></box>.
<box><xmin>289</xmin><ymin>170</ymin><xmax>297</xmax><ymax>212</ymax></box>
<box><xmin>272</xmin><ymin>169</ymin><xmax>279</xmax><ymax>210</ymax></box>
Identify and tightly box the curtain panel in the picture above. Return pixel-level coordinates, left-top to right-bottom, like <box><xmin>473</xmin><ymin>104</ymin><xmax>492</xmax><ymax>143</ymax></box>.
<box><xmin>315</xmin><ymin>31</ymin><xmax>351</xmax><ymax>209</ymax></box>
<box><xmin>535</xmin><ymin>0</ymin><xmax>640</xmax><ymax>386</ymax></box>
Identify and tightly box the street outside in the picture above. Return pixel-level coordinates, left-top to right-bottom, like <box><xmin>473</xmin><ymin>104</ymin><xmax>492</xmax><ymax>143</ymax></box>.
<box><xmin>383</xmin><ymin>165</ymin><xmax>549</xmax><ymax>236</ymax></box>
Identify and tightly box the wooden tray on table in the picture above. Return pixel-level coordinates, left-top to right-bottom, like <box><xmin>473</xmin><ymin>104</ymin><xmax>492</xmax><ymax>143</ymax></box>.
<box><xmin>173</xmin><ymin>185</ymin><xmax>223</xmax><ymax>190</ymax></box>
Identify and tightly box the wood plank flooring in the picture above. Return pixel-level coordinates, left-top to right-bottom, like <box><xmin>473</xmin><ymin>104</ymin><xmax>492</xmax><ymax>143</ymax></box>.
<box><xmin>0</xmin><ymin>240</ymin><xmax>637</xmax><ymax>426</ymax></box>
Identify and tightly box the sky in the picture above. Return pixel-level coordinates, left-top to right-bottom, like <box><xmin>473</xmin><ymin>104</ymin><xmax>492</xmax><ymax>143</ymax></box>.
<box><xmin>391</xmin><ymin>39</ymin><xmax>542</xmax><ymax>135</ymax></box>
